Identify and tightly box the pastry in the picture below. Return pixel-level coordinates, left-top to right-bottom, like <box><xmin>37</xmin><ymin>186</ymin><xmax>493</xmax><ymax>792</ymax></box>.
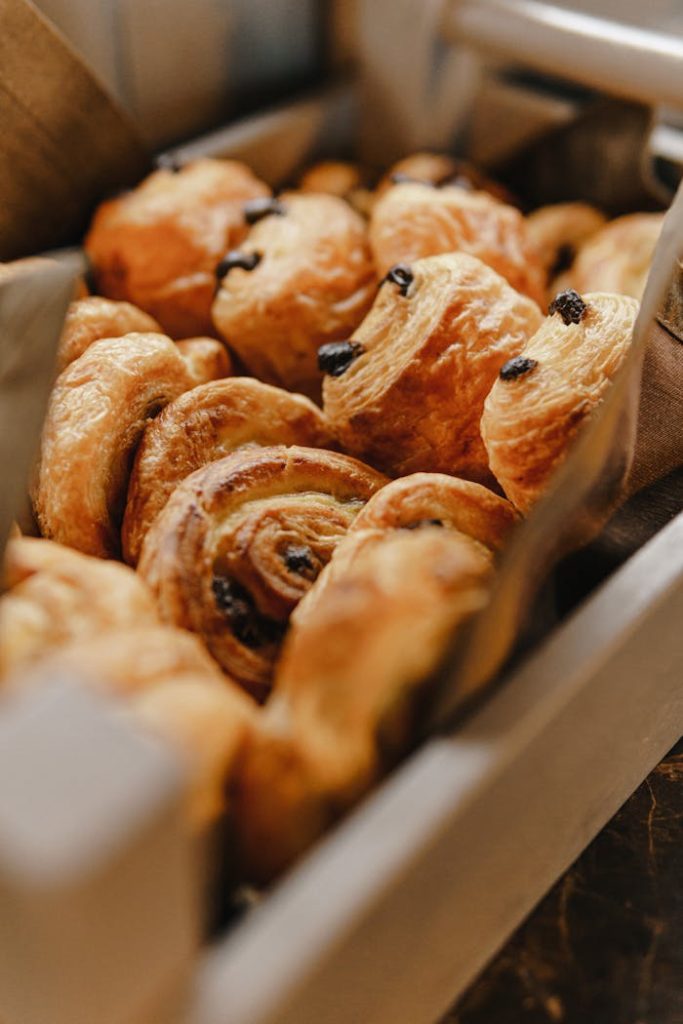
<box><xmin>370</xmin><ymin>181</ymin><xmax>545</xmax><ymax>305</ymax></box>
<box><xmin>377</xmin><ymin>151</ymin><xmax>514</xmax><ymax>205</ymax></box>
<box><xmin>566</xmin><ymin>213</ymin><xmax>664</xmax><ymax>300</ymax></box>
<box><xmin>234</xmin><ymin>524</ymin><xmax>493</xmax><ymax>881</ymax></box>
<box><xmin>321</xmin><ymin>252</ymin><xmax>543</xmax><ymax>481</ymax></box>
<box><xmin>137</xmin><ymin>446</ymin><xmax>387</xmax><ymax>699</ymax></box>
<box><xmin>526</xmin><ymin>202</ymin><xmax>606</xmax><ymax>289</ymax></box>
<box><xmin>85</xmin><ymin>158</ymin><xmax>270</xmax><ymax>337</ymax></box>
<box><xmin>298</xmin><ymin>160</ymin><xmax>363</xmax><ymax>197</ymax></box>
<box><xmin>212</xmin><ymin>192</ymin><xmax>376</xmax><ymax>397</ymax></box>
<box><xmin>0</xmin><ymin>537</ymin><xmax>159</xmax><ymax>678</ymax></box>
<box><xmin>57</xmin><ymin>296</ymin><xmax>161</xmax><ymax>372</ymax></box>
<box><xmin>175</xmin><ymin>337</ymin><xmax>232</xmax><ymax>386</ymax></box>
<box><xmin>123</xmin><ymin>378</ymin><xmax>333</xmax><ymax>565</ymax></box>
<box><xmin>33</xmin><ymin>333</ymin><xmax>193</xmax><ymax>558</ymax></box>
<box><xmin>481</xmin><ymin>289</ymin><xmax>639</xmax><ymax>512</ymax></box>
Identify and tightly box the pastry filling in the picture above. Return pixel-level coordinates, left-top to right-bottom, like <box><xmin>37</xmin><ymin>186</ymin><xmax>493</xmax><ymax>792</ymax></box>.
<box><xmin>212</xmin><ymin>574</ymin><xmax>285</xmax><ymax>649</ymax></box>
<box><xmin>215</xmin><ymin>250</ymin><xmax>262</xmax><ymax>282</ymax></box>
<box><xmin>318</xmin><ymin>340</ymin><xmax>364</xmax><ymax>376</ymax></box>
<box><xmin>243</xmin><ymin>197</ymin><xmax>286</xmax><ymax>224</ymax></box>
<box><xmin>499</xmin><ymin>356</ymin><xmax>538</xmax><ymax>381</ymax></box>
<box><xmin>383</xmin><ymin>262</ymin><xmax>414</xmax><ymax>297</ymax></box>
<box><xmin>548</xmin><ymin>288</ymin><xmax>587</xmax><ymax>325</ymax></box>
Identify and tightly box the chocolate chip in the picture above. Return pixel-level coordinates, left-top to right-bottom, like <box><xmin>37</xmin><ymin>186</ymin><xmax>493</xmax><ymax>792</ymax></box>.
<box><xmin>154</xmin><ymin>153</ymin><xmax>182</xmax><ymax>173</ymax></box>
<box><xmin>243</xmin><ymin>197</ymin><xmax>286</xmax><ymax>224</ymax></box>
<box><xmin>212</xmin><ymin>575</ymin><xmax>284</xmax><ymax>649</ymax></box>
<box><xmin>318</xmin><ymin>340</ymin><xmax>364</xmax><ymax>377</ymax></box>
<box><xmin>403</xmin><ymin>518</ymin><xmax>444</xmax><ymax>530</ymax></box>
<box><xmin>499</xmin><ymin>356</ymin><xmax>538</xmax><ymax>381</ymax></box>
<box><xmin>550</xmin><ymin>243</ymin><xmax>575</xmax><ymax>278</ymax></box>
<box><xmin>282</xmin><ymin>544</ymin><xmax>317</xmax><ymax>580</ymax></box>
<box><xmin>382</xmin><ymin>263</ymin><xmax>414</xmax><ymax>297</ymax></box>
<box><xmin>548</xmin><ymin>288</ymin><xmax>587</xmax><ymax>325</ymax></box>
<box><xmin>215</xmin><ymin>250</ymin><xmax>262</xmax><ymax>282</ymax></box>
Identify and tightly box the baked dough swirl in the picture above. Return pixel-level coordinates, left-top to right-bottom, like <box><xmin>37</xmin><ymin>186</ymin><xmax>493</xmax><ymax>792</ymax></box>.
<box><xmin>123</xmin><ymin>378</ymin><xmax>333</xmax><ymax>565</ymax></box>
<box><xmin>370</xmin><ymin>181</ymin><xmax>545</xmax><ymax>304</ymax></box>
<box><xmin>212</xmin><ymin>192</ymin><xmax>376</xmax><ymax>397</ymax></box>
<box><xmin>322</xmin><ymin>252</ymin><xmax>543</xmax><ymax>481</ymax></box>
<box><xmin>33</xmin><ymin>332</ymin><xmax>193</xmax><ymax>558</ymax></box>
<box><xmin>137</xmin><ymin>446</ymin><xmax>387</xmax><ymax>699</ymax></box>
<box><xmin>482</xmin><ymin>290</ymin><xmax>639</xmax><ymax>512</ymax></box>
<box><xmin>85</xmin><ymin>158</ymin><xmax>270</xmax><ymax>338</ymax></box>
<box><xmin>526</xmin><ymin>202</ymin><xmax>606</xmax><ymax>291</ymax></box>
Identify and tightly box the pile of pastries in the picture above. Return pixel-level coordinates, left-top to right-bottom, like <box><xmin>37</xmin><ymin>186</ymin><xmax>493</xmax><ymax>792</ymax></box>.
<box><xmin>0</xmin><ymin>150</ymin><xmax>657</xmax><ymax>883</ymax></box>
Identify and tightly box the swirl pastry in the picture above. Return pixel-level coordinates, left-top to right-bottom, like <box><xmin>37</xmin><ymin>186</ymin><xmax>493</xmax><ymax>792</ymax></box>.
<box><xmin>33</xmin><ymin>333</ymin><xmax>193</xmax><ymax>558</ymax></box>
<box><xmin>212</xmin><ymin>192</ymin><xmax>376</xmax><ymax>397</ymax></box>
<box><xmin>566</xmin><ymin>213</ymin><xmax>664</xmax><ymax>300</ymax></box>
<box><xmin>370</xmin><ymin>181</ymin><xmax>545</xmax><ymax>305</ymax></box>
<box><xmin>377</xmin><ymin>152</ymin><xmax>514</xmax><ymax>205</ymax></box>
<box><xmin>321</xmin><ymin>252</ymin><xmax>543</xmax><ymax>481</ymax></box>
<box><xmin>57</xmin><ymin>296</ymin><xmax>161</xmax><ymax>372</ymax></box>
<box><xmin>0</xmin><ymin>537</ymin><xmax>159</xmax><ymax>678</ymax></box>
<box><xmin>123</xmin><ymin>378</ymin><xmax>333</xmax><ymax>565</ymax></box>
<box><xmin>526</xmin><ymin>203</ymin><xmax>606</xmax><ymax>288</ymax></box>
<box><xmin>175</xmin><ymin>337</ymin><xmax>232</xmax><ymax>386</ymax></box>
<box><xmin>482</xmin><ymin>290</ymin><xmax>639</xmax><ymax>512</ymax></box>
<box><xmin>137</xmin><ymin>446</ymin><xmax>387</xmax><ymax>699</ymax></box>
<box><xmin>85</xmin><ymin>158</ymin><xmax>270</xmax><ymax>337</ymax></box>
<box><xmin>234</xmin><ymin>524</ymin><xmax>493</xmax><ymax>881</ymax></box>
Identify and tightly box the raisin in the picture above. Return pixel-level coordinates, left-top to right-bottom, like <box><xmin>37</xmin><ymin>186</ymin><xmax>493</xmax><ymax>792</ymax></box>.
<box><xmin>212</xmin><ymin>575</ymin><xmax>284</xmax><ymax>649</ymax></box>
<box><xmin>499</xmin><ymin>356</ymin><xmax>538</xmax><ymax>381</ymax></box>
<box><xmin>318</xmin><ymin>340</ymin><xmax>364</xmax><ymax>377</ymax></box>
<box><xmin>243</xmin><ymin>197</ymin><xmax>286</xmax><ymax>224</ymax></box>
<box><xmin>550</xmin><ymin>243</ymin><xmax>575</xmax><ymax>278</ymax></box>
<box><xmin>282</xmin><ymin>544</ymin><xmax>317</xmax><ymax>580</ymax></box>
<box><xmin>403</xmin><ymin>518</ymin><xmax>444</xmax><ymax>530</ymax></box>
<box><xmin>548</xmin><ymin>289</ymin><xmax>587</xmax><ymax>325</ymax></box>
<box><xmin>215</xmin><ymin>250</ymin><xmax>261</xmax><ymax>283</ymax></box>
<box><xmin>382</xmin><ymin>263</ymin><xmax>414</xmax><ymax>297</ymax></box>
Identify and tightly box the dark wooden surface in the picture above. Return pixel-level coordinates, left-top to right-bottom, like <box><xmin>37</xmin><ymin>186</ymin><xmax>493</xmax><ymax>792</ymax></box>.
<box><xmin>444</xmin><ymin>739</ymin><xmax>683</xmax><ymax>1024</ymax></box>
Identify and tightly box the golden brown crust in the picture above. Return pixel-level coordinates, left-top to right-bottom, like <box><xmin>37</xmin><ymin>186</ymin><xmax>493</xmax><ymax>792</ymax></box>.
<box><xmin>481</xmin><ymin>291</ymin><xmax>639</xmax><ymax>512</ymax></box>
<box><xmin>0</xmin><ymin>538</ymin><xmax>159</xmax><ymax>678</ymax></box>
<box><xmin>377</xmin><ymin>152</ymin><xmax>515</xmax><ymax>205</ymax></box>
<box><xmin>137</xmin><ymin>446</ymin><xmax>387</xmax><ymax>699</ymax></box>
<box><xmin>85</xmin><ymin>158</ymin><xmax>270</xmax><ymax>337</ymax></box>
<box><xmin>57</xmin><ymin>296</ymin><xmax>161</xmax><ymax>372</ymax></box>
<box><xmin>33</xmin><ymin>333</ymin><xmax>193</xmax><ymax>558</ymax></box>
<box><xmin>322</xmin><ymin>252</ymin><xmax>543</xmax><ymax>481</ymax></box>
<box><xmin>211</xmin><ymin>192</ymin><xmax>377</xmax><ymax>397</ymax></box>
<box><xmin>123</xmin><ymin>378</ymin><xmax>333</xmax><ymax>565</ymax></box>
<box><xmin>130</xmin><ymin>675</ymin><xmax>256</xmax><ymax>828</ymax></box>
<box><xmin>298</xmin><ymin>161</ymin><xmax>363</xmax><ymax>197</ymax></box>
<box><xmin>526</xmin><ymin>203</ymin><xmax>606</xmax><ymax>287</ymax></box>
<box><xmin>352</xmin><ymin>473</ymin><xmax>518</xmax><ymax>549</ymax></box>
<box><xmin>566</xmin><ymin>213</ymin><xmax>664</xmax><ymax>300</ymax></box>
<box><xmin>370</xmin><ymin>181</ymin><xmax>545</xmax><ymax>304</ymax></box>
<box><xmin>233</xmin><ymin>527</ymin><xmax>492</xmax><ymax>881</ymax></box>
<box><xmin>175</xmin><ymin>337</ymin><xmax>232</xmax><ymax>386</ymax></box>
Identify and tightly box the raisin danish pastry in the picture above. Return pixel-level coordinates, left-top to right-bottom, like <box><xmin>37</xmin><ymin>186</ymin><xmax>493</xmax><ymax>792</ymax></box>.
<box><xmin>526</xmin><ymin>203</ymin><xmax>606</xmax><ymax>292</ymax></box>
<box><xmin>370</xmin><ymin>181</ymin><xmax>545</xmax><ymax>304</ymax></box>
<box><xmin>567</xmin><ymin>213</ymin><xmax>664</xmax><ymax>300</ymax></box>
<box><xmin>321</xmin><ymin>252</ymin><xmax>543</xmax><ymax>481</ymax></box>
<box><xmin>123</xmin><ymin>378</ymin><xmax>332</xmax><ymax>565</ymax></box>
<box><xmin>85</xmin><ymin>158</ymin><xmax>270</xmax><ymax>337</ymax></box>
<box><xmin>0</xmin><ymin>537</ymin><xmax>159</xmax><ymax>678</ymax></box>
<box><xmin>137</xmin><ymin>446</ymin><xmax>387</xmax><ymax>699</ymax></box>
<box><xmin>482</xmin><ymin>290</ymin><xmax>639</xmax><ymax>512</ymax></box>
<box><xmin>234</xmin><ymin>523</ymin><xmax>494</xmax><ymax>881</ymax></box>
<box><xmin>33</xmin><ymin>333</ymin><xmax>193</xmax><ymax>558</ymax></box>
<box><xmin>377</xmin><ymin>152</ymin><xmax>514</xmax><ymax>205</ymax></box>
<box><xmin>212</xmin><ymin>192</ymin><xmax>376</xmax><ymax>397</ymax></box>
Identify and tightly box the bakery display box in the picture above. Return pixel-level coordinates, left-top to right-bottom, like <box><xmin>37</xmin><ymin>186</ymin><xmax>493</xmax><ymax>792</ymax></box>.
<box><xmin>0</xmin><ymin>3</ymin><xmax>682</xmax><ymax>1024</ymax></box>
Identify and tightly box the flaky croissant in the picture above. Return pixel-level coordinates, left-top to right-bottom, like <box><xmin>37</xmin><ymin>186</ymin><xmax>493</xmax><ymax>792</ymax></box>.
<box><xmin>85</xmin><ymin>158</ymin><xmax>270</xmax><ymax>337</ymax></box>
<box><xmin>212</xmin><ymin>191</ymin><xmax>376</xmax><ymax>397</ymax></box>
<box><xmin>137</xmin><ymin>446</ymin><xmax>387</xmax><ymax>699</ymax></box>
<box><xmin>370</xmin><ymin>181</ymin><xmax>545</xmax><ymax>305</ymax></box>
<box><xmin>321</xmin><ymin>252</ymin><xmax>543</xmax><ymax>481</ymax></box>
<box><xmin>123</xmin><ymin>378</ymin><xmax>333</xmax><ymax>565</ymax></box>
<box><xmin>482</xmin><ymin>289</ymin><xmax>639</xmax><ymax>512</ymax></box>
<box><xmin>33</xmin><ymin>332</ymin><xmax>193</xmax><ymax>558</ymax></box>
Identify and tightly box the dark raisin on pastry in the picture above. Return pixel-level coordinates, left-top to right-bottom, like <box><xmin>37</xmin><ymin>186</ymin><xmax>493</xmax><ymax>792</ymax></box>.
<box><xmin>499</xmin><ymin>356</ymin><xmax>538</xmax><ymax>381</ymax></box>
<box><xmin>382</xmin><ymin>263</ymin><xmax>414</xmax><ymax>297</ymax></box>
<box><xmin>318</xmin><ymin>340</ymin><xmax>364</xmax><ymax>377</ymax></box>
<box><xmin>215</xmin><ymin>250</ymin><xmax>262</xmax><ymax>282</ymax></box>
<box><xmin>549</xmin><ymin>243</ymin><xmax>576</xmax><ymax>278</ymax></box>
<box><xmin>282</xmin><ymin>544</ymin><xmax>318</xmax><ymax>579</ymax></box>
<box><xmin>548</xmin><ymin>289</ymin><xmax>587</xmax><ymax>325</ymax></box>
<box><xmin>243</xmin><ymin>198</ymin><xmax>286</xmax><ymax>225</ymax></box>
<box><xmin>212</xmin><ymin>575</ymin><xmax>284</xmax><ymax>649</ymax></box>
<box><xmin>403</xmin><ymin>518</ymin><xmax>444</xmax><ymax>530</ymax></box>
